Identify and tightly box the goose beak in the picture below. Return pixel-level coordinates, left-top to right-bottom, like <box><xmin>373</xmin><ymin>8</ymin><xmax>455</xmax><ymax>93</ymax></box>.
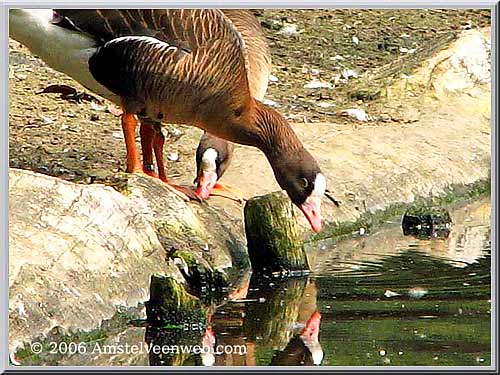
<box><xmin>300</xmin><ymin>196</ymin><xmax>323</xmax><ymax>233</ymax></box>
<box><xmin>195</xmin><ymin>171</ymin><xmax>218</xmax><ymax>199</ymax></box>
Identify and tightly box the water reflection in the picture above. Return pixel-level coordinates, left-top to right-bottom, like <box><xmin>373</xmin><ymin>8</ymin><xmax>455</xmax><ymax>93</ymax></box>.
<box><xmin>145</xmin><ymin>275</ymin><xmax>323</xmax><ymax>366</ymax></box>
<box><xmin>22</xmin><ymin>198</ymin><xmax>491</xmax><ymax>367</ymax></box>
<box><xmin>145</xmin><ymin>197</ymin><xmax>490</xmax><ymax>366</ymax></box>
<box><xmin>307</xmin><ymin>197</ymin><xmax>491</xmax><ymax>273</ymax></box>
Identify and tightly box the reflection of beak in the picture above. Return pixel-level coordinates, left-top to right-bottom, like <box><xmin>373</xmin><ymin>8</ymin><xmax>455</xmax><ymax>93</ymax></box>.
<box><xmin>300</xmin><ymin>311</ymin><xmax>321</xmax><ymax>342</ymax></box>
<box><xmin>195</xmin><ymin>171</ymin><xmax>218</xmax><ymax>199</ymax></box>
<box><xmin>301</xmin><ymin>311</ymin><xmax>323</xmax><ymax>365</ymax></box>
<box><xmin>300</xmin><ymin>196</ymin><xmax>323</xmax><ymax>233</ymax></box>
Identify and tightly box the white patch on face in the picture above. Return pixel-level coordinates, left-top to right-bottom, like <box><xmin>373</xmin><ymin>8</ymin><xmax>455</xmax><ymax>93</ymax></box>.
<box><xmin>311</xmin><ymin>173</ymin><xmax>326</xmax><ymax>198</ymax></box>
<box><xmin>200</xmin><ymin>148</ymin><xmax>217</xmax><ymax>172</ymax></box>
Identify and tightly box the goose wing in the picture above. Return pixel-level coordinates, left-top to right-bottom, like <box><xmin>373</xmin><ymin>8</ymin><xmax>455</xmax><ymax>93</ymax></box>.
<box><xmin>56</xmin><ymin>9</ymin><xmax>251</xmax><ymax>117</ymax></box>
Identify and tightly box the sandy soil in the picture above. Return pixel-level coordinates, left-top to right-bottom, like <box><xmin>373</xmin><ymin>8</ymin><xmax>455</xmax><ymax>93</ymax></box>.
<box><xmin>8</xmin><ymin>9</ymin><xmax>491</xmax><ymax>187</ymax></box>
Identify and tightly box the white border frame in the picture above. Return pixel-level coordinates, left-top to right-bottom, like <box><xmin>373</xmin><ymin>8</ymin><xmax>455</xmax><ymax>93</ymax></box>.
<box><xmin>1</xmin><ymin>1</ymin><xmax>498</xmax><ymax>373</ymax></box>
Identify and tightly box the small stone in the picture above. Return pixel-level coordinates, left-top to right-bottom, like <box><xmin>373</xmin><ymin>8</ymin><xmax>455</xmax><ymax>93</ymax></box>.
<box><xmin>408</xmin><ymin>287</ymin><xmax>428</xmax><ymax>299</ymax></box>
<box><xmin>167</xmin><ymin>152</ymin><xmax>179</xmax><ymax>161</ymax></box>
<box><xmin>342</xmin><ymin>68</ymin><xmax>358</xmax><ymax>79</ymax></box>
<box><xmin>278</xmin><ymin>24</ymin><xmax>301</xmax><ymax>37</ymax></box>
<box><xmin>269</xmin><ymin>74</ymin><xmax>279</xmax><ymax>82</ymax></box>
<box><xmin>40</xmin><ymin>115</ymin><xmax>54</xmax><ymax>124</ymax></box>
<box><xmin>262</xmin><ymin>98</ymin><xmax>278</xmax><ymax>107</ymax></box>
<box><xmin>304</xmin><ymin>80</ymin><xmax>333</xmax><ymax>89</ymax></box>
<box><xmin>317</xmin><ymin>102</ymin><xmax>335</xmax><ymax>109</ymax></box>
<box><xmin>112</xmin><ymin>131</ymin><xmax>124</xmax><ymax>139</ymax></box>
<box><xmin>339</xmin><ymin>108</ymin><xmax>371</xmax><ymax>122</ymax></box>
<box><xmin>384</xmin><ymin>289</ymin><xmax>400</xmax><ymax>298</ymax></box>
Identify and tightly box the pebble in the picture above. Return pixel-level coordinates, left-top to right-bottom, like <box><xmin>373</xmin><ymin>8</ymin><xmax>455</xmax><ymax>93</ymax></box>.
<box><xmin>167</xmin><ymin>152</ymin><xmax>179</xmax><ymax>161</ymax></box>
<box><xmin>269</xmin><ymin>74</ymin><xmax>279</xmax><ymax>82</ymax></box>
<box><xmin>342</xmin><ymin>69</ymin><xmax>358</xmax><ymax>79</ymax></box>
<box><xmin>278</xmin><ymin>24</ymin><xmax>301</xmax><ymax>37</ymax></box>
<box><xmin>384</xmin><ymin>289</ymin><xmax>400</xmax><ymax>298</ymax></box>
<box><xmin>304</xmin><ymin>80</ymin><xmax>333</xmax><ymax>89</ymax></box>
<box><xmin>341</xmin><ymin>108</ymin><xmax>371</xmax><ymax>122</ymax></box>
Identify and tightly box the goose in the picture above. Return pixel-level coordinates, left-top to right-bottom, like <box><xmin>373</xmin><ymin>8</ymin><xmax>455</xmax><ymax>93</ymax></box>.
<box><xmin>9</xmin><ymin>9</ymin><xmax>327</xmax><ymax>232</ymax></box>
<box><xmin>193</xmin><ymin>9</ymin><xmax>272</xmax><ymax>202</ymax></box>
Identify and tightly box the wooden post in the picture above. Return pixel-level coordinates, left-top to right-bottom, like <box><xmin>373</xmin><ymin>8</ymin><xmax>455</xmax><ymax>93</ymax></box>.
<box><xmin>244</xmin><ymin>191</ymin><xmax>309</xmax><ymax>275</ymax></box>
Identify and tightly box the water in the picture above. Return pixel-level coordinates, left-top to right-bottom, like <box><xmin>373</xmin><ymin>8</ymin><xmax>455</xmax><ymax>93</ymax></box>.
<box><xmin>191</xmin><ymin>197</ymin><xmax>491</xmax><ymax>366</ymax></box>
<box><xmin>25</xmin><ymin>197</ymin><xmax>491</xmax><ymax>367</ymax></box>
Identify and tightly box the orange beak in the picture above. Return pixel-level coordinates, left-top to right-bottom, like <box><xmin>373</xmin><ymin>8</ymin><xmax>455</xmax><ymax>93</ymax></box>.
<box><xmin>300</xmin><ymin>196</ymin><xmax>323</xmax><ymax>233</ymax></box>
<box><xmin>195</xmin><ymin>170</ymin><xmax>218</xmax><ymax>199</ymax></box>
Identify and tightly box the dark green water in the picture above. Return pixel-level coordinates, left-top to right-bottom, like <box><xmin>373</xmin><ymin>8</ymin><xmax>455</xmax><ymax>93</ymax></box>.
<box><xmin>187</xmin><ymin>197</ymin><xmax>492</xmax><ymax>366</ymax></box>
<box><xmin>18</xmin><ymin>197</ymin><xmax>490</xmax><ymax>367</ymax></box>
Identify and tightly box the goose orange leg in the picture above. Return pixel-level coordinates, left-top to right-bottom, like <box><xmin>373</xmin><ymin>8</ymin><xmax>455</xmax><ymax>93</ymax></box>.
<box><xmin>138</xmin><ymin>117</ymin><xmax>201</xmax><ymax>202</ymax></box>
<box><xmin>209</xmin><ymin>182</ymin><xmax>247</xmax><ymax>203</ymax></box>
<box><xmin>139</xmin><ymin>122</ymin><xmax>158</xmax><ymax>178</ymax></box>
<box><xmin>121</xmin><ymin>113</ymin><xmax>144</xmax><ymax>173</ymax></box>
<box><xmin>152</xmin><ymin>130</ymin><xmax>202</xmax><ymax>202</ymax></box>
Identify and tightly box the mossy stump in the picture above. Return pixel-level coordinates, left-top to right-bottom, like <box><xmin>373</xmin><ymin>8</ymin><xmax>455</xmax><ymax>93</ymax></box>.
<box><xmin>146</xmin><ymin>274</ymin><xmax>207</xmax><ymax>328</ymax></box>
<box><xmin>244</xmin><ymin>191</ymin><xmax>309</xmax><ymax>275</ymax></box>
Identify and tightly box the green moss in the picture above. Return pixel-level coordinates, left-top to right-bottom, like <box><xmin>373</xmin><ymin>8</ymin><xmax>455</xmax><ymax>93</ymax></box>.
<box><xmin>146</xmin><ymin>274</ymin><xmax>207</xmax><ymax>326</ymax></box>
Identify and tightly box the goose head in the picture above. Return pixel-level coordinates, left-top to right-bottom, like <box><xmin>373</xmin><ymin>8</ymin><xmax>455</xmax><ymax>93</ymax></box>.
<box><xmin>271</xmin><ymin>149</ymin><xmax>326</xmax><ymax>233</ymax></box>
<box><xmin>242</xmin><ymin>100</ymin><xmax>327</xmax><ymax>233</ymax></box>
<box><xmin>194</xmin><ymin>147</ymin><xmax>219</xmax><ymax>199</ymax></box>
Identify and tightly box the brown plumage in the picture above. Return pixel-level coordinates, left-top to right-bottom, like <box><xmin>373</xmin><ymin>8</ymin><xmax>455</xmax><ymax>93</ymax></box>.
<box><xmin>193</xmin><ymin>10</ymin><xmax>272</xmax><ymax>200</ymax></box>
<box><xmin>17</xmin><ymin>9</ymin><xmax>327</xmax><ymax>232</ymax></box>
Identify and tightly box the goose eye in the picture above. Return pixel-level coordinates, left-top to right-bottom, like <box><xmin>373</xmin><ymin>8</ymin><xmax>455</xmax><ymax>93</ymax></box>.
<box><xmin>301</xmin><ymin>178</ymin><xmax>309</xmax><ymax>189</ymax></box>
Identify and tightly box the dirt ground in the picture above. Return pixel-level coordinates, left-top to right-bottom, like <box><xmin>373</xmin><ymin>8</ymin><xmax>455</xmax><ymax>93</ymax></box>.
<box><xmin>8</xmin><ymin>9</ymin><xmax>491</xmax><ymax>186</ymax></box>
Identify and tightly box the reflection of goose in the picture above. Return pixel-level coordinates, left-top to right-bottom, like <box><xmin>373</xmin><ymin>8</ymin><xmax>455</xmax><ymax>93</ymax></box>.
<box><xmin>200</xmin><ymin>325</ymin><xmax>216</xmax><ymax>367</ymax></box>
<box><xmin>270</xmin><ymin>311</ymin><xmax>323</xmax><ymax>366</ymax></box>
<box><xmin>9</xmin><ymin>9</ymin><xmax>326</xmax><ymax>232</ymax></box>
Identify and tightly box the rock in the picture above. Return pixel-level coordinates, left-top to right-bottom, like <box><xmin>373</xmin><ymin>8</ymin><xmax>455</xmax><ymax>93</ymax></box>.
<box><xmin>304</xmin><ymin>80</ymin><xmax>334</xmax><ymax>89</ymax></box>
<box><xmin>118</xmin><ymin>174</ymin><xmax>249</xmax><ymax>290</ymax></box>
<box><xmin>402</xmin><ymin>203</ymin><xmax>452</xmax><ymax>239</ymax></box>
<box><xmin>8</xmin><ymin>169</ymin><xmax>248</xmax><ymax>353</ymax></box>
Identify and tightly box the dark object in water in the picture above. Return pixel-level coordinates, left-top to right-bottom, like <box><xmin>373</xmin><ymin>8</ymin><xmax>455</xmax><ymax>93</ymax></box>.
<box><xmin>145</xmin><ymin>274</ymin><xmax>207</xmax><ymax>327</ymax></box>
<box><xmin>402</xmin><ymin>203</ymin><xmax>452</xmax><ymax>239</ymax></box>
